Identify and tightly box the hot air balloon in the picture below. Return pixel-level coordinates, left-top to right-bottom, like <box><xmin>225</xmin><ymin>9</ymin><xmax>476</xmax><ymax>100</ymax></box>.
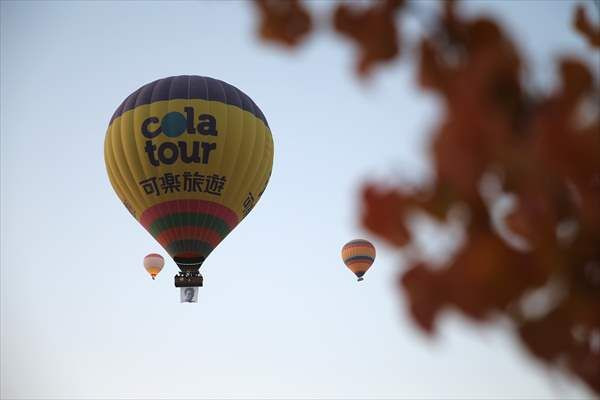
<box><xmin>143</xmin><ymin>253</ymin><xmax>164</xmax><ymax>280</ymax></box>
<box><xmin>105</xmin><ymin>76</ymin><xmax>273</xmax><ymax>295</ymax></box>
<box><xmin>341</xmin><ymin>239</ymin><xmax>376</xmax><ymax>281</ymax></box>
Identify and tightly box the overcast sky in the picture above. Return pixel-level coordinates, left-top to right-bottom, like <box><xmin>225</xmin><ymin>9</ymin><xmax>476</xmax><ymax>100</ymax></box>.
<box><xmin>1</xmin><ymin>1</ymin><xmax>598</xmax><ymax>399</ymax></box>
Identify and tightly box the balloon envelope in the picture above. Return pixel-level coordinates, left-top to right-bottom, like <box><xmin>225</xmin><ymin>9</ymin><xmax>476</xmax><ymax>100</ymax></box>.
<box><xmin>341</xmin><ymin>239</ymin><xmax>376</xmax><ymax>281</ymax></box>
<box><xmin>143</xmin><ymin>253</ymin><xmax>164</xmax><ymax>279</ymax></box>
<box><xmin>105</xmin><ymin>76</ymin><xmax>274</xmax><ymax>271</ymax></box>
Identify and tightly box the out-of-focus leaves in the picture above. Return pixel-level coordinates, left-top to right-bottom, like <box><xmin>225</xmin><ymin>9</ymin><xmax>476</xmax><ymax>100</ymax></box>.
<box><xmin>574</xmin><ymin>5</ymin><xmax>600</xmax><ymax>48</ymax></box>
<box><xmin>519</xmin><ymin>291</ymin><xmax>600</xmax><ymax>394</ymax></box>
<box><xmin>418</xmin><ymin>38</ymin><xmax>449</xmax><ymax>92</ymax></box>
<box><xmin>254</xmin><ymin>0</ymin><xmax>312</xmax><ymax>47</ymax></box>
<box><xmin>361</xmin><ymin>185</ymin><xmax>412</xmax><ymax>246</ymax></box>
<box><xmin>252</xmin><ymin>0</ymin><xmax>600</xmax><ymax>394</ymax></box>
<box><xmin>412</xmin><ymin>181</ymin><xmax>458</xmax><ymax>221</ymax></box>
<box><xmin>559</xmin><ymin>59</ymin><xmax>594</xmax><ymax>104</ymax></box>
<box><xmin>444</xmin><ymin>233</ymin><xmax>546</xmax><ymax>319</ymax></box>
<box><xmin>400</xmin><ymin>264</ymin><xmax>443</xmax><ymax>333</ymax></box>
<box><xmin>569</xmin><ymin>345</ymin><xmax>600</xmax><ymax>394</ymax></box>
<box><xmin>364</xmin><ymin>2</ymin><xmax>599</xmax><ymax>393</ymax></box>
<box><xmin>532</xmin><ymin>59</ymin><xmax>600</xmax><ymax>230</ymax></box>
<box><xmin>504</xmin><ymin>204</ymin><xmax>535</xmax><ymax>244</ymax></box>
<box><xmin>502</xmin><ymin>186</ymin><xmax>559</xmax><ymax>247</ymax></box>
<box><xmin>518</xmin><ymin>306</ymin><xmax>572</xmax><ymax>361</ymax></box>
<box><xmin>333</xmin><ymin>0</ymin><xmax>404</xmax><ymax>76</ymax></box>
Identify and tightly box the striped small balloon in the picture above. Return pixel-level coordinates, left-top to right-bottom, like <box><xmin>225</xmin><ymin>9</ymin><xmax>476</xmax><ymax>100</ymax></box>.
<box><xmin>143</xmin><ymin>253</ymin><xmax>164</xmax><ymax>280</ymax></box>
<box><xmin>341</xmin><ymin>239</ymin><xmax>376</xmax><ymax>281</ymax></box>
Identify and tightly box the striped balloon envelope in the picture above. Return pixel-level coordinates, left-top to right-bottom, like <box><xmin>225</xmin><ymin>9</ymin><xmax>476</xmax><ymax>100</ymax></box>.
<box><xmin>105</xmin><ymin>76</ymin><xmax>273</xmax><ymax>283</ymax></box>
<box><xmin>341</xmin><ymin>239</ymin><xmax>376</xmax><ymax>281</ymax></box>
<box><xmin>143</xmin><ymin>253</ymin><xmax>164</xmax><ymax>280</ymax></box>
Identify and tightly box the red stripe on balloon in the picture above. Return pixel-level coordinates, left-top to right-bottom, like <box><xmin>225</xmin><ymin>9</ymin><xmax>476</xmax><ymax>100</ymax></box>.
<box><xmin>155</xmin><ymin>227</ymin><xmax>222</xmax><ymax>249</ymax></box>
<box><xmin>140</xmin><ymin>200</ymin><xmax>239</xmax><ymax>229</ymax></box>
<box><xmin>343</xmin><ymin>243</ymin><xmax>375</xmax><ymax>251</ymax></box>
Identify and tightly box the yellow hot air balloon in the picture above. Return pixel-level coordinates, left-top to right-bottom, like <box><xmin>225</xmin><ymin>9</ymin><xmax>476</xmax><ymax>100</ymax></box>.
<box><xmin>341</xmin><ymin>239</ymin><xmax>376</xmax><ymax>281</ymax></box>
<box><xmin>143</xmin><ymin>253</ymin><xmax>164</xmax><ymax>280</ymax></box>
<box><xmin>105</xmin><ymin>76</ymin><xmax>273</xmax><ymax>292</ymax></box>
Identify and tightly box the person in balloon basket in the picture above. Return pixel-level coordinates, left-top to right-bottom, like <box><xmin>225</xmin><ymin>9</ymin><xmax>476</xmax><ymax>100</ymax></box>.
<box><xmin>181</xmin><ymin>287</ymin><xmax>197</xmax><ymax>303</ymax></box>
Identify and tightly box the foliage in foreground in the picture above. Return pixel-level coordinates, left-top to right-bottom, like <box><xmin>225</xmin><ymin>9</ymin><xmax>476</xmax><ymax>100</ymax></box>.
<box><xmin>253</xmin><ymin>0</ymin><xmax>600</xmax><ymax>393</ymax></box>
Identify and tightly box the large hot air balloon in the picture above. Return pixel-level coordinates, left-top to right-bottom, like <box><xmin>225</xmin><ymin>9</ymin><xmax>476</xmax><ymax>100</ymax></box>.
<box><xmin>143</xmin><ymin>253</ymin><xmax>164</xmax><ymax>280</ymax></box>
<box><xmin>105</xmin><ymin>76</ymin><xmax>273</xmax><ymax>293</ymax></box>
<box><xmin>341</xmin><ymin>239</ymin><xmax>376</xmax><ymax>281</ymax></box>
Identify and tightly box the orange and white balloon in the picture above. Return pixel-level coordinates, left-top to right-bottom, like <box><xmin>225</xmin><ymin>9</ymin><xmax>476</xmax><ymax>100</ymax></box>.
<box><xmin>143</xmin><ymin>253</ymin><xmax>164</xmax><ymax>280</ymax></box>
<box><xmin>341</xmin><ymin>239</ymin><xmax>376</xmax><ymax>282</ymax></box>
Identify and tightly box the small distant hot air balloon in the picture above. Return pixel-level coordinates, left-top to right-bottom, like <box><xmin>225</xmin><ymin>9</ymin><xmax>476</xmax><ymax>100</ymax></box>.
<box><xmin>143</xmin><ymin>253</ymin><xmax>164</xmax><ymax>280</ymax></box>
<box><xmin>341</xmin><ymin>239</ymin><xmax>376</xmax><ymax>282</ymax></box>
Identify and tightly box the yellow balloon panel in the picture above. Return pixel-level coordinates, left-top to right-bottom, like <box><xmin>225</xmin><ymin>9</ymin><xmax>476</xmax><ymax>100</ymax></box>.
<box><xmin>104</xmin><ymin>76</ymin><xmax>274</xmax><ymax>261</ymax></box>
<box><xmin>105</xmin><ymin>99</ymin><xmax>273</xmax><ymax>220</ymax></box>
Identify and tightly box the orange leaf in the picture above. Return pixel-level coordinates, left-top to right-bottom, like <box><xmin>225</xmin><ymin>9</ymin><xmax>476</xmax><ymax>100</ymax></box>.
<box><xmin>518</xmin><ymin>306</ymin><xmax>572</xmax><ymax>362</ymax></box>
<box><xmin>400</xmin><ymin>264</ymin><xmax>443</xmax><ymax>333</ymax></box>
<box><xmin>361</xmin><ymin>185</ymin><xmax>412</xmax><ymax>247</ymax></box>
<box><xmin>255</xmin><ymin>0</ymin><xmax>312</xmax><ymax>47</ymax></box>
<box><xmin>559</xmin><ymin>59</ymin><xmax>593</xmax><ymax>104</ymax></box>
<box><xmin>333</xmin><ymin>0</ymin><xmax>404</xmax><ymax>76</ymax></box>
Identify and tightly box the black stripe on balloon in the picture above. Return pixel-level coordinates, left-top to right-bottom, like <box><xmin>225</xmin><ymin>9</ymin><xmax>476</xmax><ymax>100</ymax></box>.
<box><xmin>109</xmin><ymin>75</ymin><xmax>269</xmax><ymax>128</ymax></box>
<box><xmin>174</xmin><ymin>256</ymin><xmax>206</xmax><ymax>265</ymax></box>
<box><xmin>344</xmin><ymin>255</ymin><xmax>374</xmax><ymax>263</ymax></box>
<box><xmin>355</xmin><ymin>271</ymin><xmax>366</xmax><ymax>277</ymax></box>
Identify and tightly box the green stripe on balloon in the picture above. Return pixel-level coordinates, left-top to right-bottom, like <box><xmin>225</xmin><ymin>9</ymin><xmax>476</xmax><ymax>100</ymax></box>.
<box><xmin>148</xmin><ymin>213</ymin><xmax>231</xmax><ymax>238</ymax></box>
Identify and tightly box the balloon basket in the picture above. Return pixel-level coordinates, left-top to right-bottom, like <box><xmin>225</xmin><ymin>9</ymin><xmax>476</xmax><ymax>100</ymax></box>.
<box><xmin>357</xmin><ymin>277</ymin><xmax>364</xmax><ymax>282</ymax></box>
<box><xmin>174</xmin><ymin>256</ymin><xmax>204</xmax><ymax>287</ymax></box>
<box><xmin>175</xmin><ymin>272</ymin><xmax>204</xmax><ymax>287</ymax></box>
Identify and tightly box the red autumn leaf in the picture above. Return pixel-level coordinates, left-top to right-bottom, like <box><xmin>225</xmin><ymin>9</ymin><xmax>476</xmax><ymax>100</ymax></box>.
<box><xmin>254</xmin><ymin>0</ymin><xmax>312</xmax><ymax>47</ymax></box>
<box><xmin>333</xmin><ymin>0</ymin><xmax>404</xmax><ymax>76</ymax></box>
<box><xmin>444</xmin><ymin>233</ymin><xmax>544</xmax><ymax>318</ymax></box>
<box><xmin>413</xmin><ymin>181</ymin><xmax>458</xmax><ymax>221</ymax></box>
<box><xmin>503</xmin><ymin>206</ymin><xmax>535</xmax><ymax>244</ymax></box>
<box><xmin>418</xmin><ymin>38</ymin><xmax>451</xmax><ymax>93</ymax></box>
<box><xmin>574</xmin><ymin>5</ymin><xmax>600</xmax><ymax>48</ymax></box>
<box><xmin>558</xmin><ymin>59</ymin><xmax>594</xmax><ymax>105</ymax></box>
<box><xmin>502</xmin><ymin>186</ymin><xmax>561</xmax><ymax>248</ymax></box>
<box><xmin>400</xmin><ymin>263</ymin><xmax>444</xmax><ymax>333</ymax></box>
<box><xmin>361</xmin><ymin>184</ymin><xmax>412</xmax><ymax>247</ymax></box>
<box><xmin>569</xmin><ymin>346</ymin><xmax>600</xmax><ymax>394</ymax></box>
<box><xmin>518</xmin><ymin>306</ymin><xmax>572</xmax><ymax>362</ymax></box>
<box><xmin>531</xmin><ymin>59</ymin><xmax>600</xmax><ymax>228</ymax></box>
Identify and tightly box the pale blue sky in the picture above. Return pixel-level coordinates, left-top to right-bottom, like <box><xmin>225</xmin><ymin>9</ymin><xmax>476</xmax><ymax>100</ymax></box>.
<box><xmin>1</xmin><ymin>1</ymin><xmax>598</xmax><ymax>399</ymax></box>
